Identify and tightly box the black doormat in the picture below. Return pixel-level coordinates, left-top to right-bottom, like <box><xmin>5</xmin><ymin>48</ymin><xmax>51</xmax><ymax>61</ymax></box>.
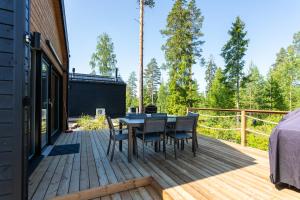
<box><xmin>48</xmin><ymin>144</ymin><xmax>80</xmax><ymax>156</ymax></box>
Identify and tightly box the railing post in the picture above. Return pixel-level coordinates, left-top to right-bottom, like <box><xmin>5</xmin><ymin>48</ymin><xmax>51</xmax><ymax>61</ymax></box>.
<box><xmin>241</xmin><ymin>110</ymin><xmax>247</xmax><ymax>146</ymax></box>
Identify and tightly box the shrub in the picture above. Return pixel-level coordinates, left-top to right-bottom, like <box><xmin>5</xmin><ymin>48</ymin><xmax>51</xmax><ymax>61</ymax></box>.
<box><xmin>196</xmin><ymin>112</ymin><xmax>282</xmax><ymax>151</ymax></box>
<box><xmin>77</xmin><ymin>115</ymin><xmax>107</xmax><ymax>130</ymax></box>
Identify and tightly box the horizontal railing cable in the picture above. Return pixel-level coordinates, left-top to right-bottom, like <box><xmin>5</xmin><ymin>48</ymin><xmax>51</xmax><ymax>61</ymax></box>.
<box><xmin>245</xmin><ymin>115</ymin><xmax>279</xmax><ymax>125</ymax></box>
<box><xmin>199</xmin><ymin>125</ymin><xmax>240</xmax><ymax>131</ymax></box>
<box><xmin>246</xmin><ymin>128</ymin><xmax>270</xmax><ymax>137</ymax></box>
<box><xmin>199</xmin><ymin>114</ymin><xmax>241</xmax><ymax>118</ymax></box>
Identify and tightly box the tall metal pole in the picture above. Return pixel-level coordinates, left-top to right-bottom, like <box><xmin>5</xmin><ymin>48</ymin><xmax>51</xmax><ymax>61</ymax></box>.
<box><xmin>138</xmin><ymin>0</ymin><xmax>144</xmax><ymax>113</ymax></box>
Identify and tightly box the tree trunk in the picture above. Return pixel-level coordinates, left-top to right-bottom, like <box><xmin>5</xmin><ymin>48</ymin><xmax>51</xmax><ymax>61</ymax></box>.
<box><xmin>236</xmin><ymin>79</ymin><xmax>240</xmax><ymax>126</ymax></box>
<box><xmin>151</xmin><ymin>90</ymin><xmax>154</xmax><ymax>105</ymax></box>
<box><xmin>138</xmin><ymin>0</ymin><xmax>144</xmax><ymax>113</ymax></box>
<box><xmin>236</xmin><ymin>79</ymin><xmax>240</xmax><ymax>109</ymax></box>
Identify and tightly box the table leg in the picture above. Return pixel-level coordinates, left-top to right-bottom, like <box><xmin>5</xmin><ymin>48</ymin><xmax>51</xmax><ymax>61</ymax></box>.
<box><xmin>154</xmin><ymin>142</ymin><xmax>159</xmax><ymax>152</ymax></box>
<box><xmin>128</xmin><ymin>125</ymin><xmax>133</xmax><ymax>162</ymax></box>
<box><xmin>192</xmin><ymin>132</ymin><xmax>196</xmax><ymax>156</ymax></box>
<box><xmin>133</xmin><ymin>128</ymin><xmax>136</xmax><ymax>155</ymax></box>
<box><xmin>119</xmin><ymin>122</ymin><xmax>123</xmax><ymax>152</ymax></box>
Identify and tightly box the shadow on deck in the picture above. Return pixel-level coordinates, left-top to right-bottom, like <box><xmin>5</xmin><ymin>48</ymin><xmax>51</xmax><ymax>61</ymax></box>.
<box><xmin>28</xmin><ymin>130</ymin><xmax>300</xmax><ymax>200</ymax></box>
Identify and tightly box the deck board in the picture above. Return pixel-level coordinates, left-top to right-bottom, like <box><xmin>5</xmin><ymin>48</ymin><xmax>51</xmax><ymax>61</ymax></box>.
<box><xmin>29</xmin><ymin>130</ymin><xmax>300</xmax><ymax>200</ymax></box>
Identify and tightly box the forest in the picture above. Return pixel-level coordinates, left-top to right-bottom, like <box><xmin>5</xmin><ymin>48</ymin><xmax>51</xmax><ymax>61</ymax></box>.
<box><xmin>89</xmin><ymin>0</ymin><xmax>300</xmax><ymax>150</ymax></box>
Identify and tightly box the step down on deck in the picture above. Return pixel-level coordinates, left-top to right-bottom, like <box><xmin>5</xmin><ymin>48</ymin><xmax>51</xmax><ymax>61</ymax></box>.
<box><xmin>52</xmin><ymin>176</ymin><xmax>172</xmax><ymax>200</ymax></box>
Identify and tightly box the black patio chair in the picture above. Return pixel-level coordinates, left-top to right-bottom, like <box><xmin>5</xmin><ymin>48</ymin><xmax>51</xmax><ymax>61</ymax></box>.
<box><xmin>187</xmin><ymin>112</ymin><xmax>199</xmax><ymax>148</ymax></box>
<box><xmin>106</xmin><ymin>115</ymin><xmax>130</xmax><ymax>161</ymax></box>
<box><xmin>135</xmin><ymin>117</ymin><xmax>167</xmax><ymax>161</ymax></box>
<box><xmin>167</xmin><ymin>116</ymin><xmax>196</xmax><ymax>159</ymax></box>
<box><xmin>151</xmin><ymin>113</ymin><xmax>168</xmax><ymax>118</ymax></box>
<box><xmin>151</xmin><ymin>113</ymin><xmax>168</xmax><ymax>150</ymax></box>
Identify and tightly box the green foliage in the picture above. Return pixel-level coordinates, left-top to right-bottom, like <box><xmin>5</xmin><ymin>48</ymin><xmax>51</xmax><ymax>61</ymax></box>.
<box><xmin>196</xmin><ymin>112</ymin><xmax>283</xmax><ymax>151</ymax></box>
<box><xmin>161</xmin><ymin>0</ymin><xmax>204</xmax><ymax>115</ymax></box>
<box><xmin>293</xmin><ymin>31</ymin><xmax>300</xmax><ymax>55</ymax></box>
<box><xmin>221</xmin><ymin>16</ymin><xmax>249</xmax><ymax>109</ymax></box>
<box><xmin>77</xmin><ymin>115</ymin><xmax>107</xmax><ymax>130</ymax></box>
<box><xmin>246</xmin><ymin>134</ymin><xmax>268</xmax><ymax>151</ymax></box>
<box><xmin>260</xmin><ymin>76</ymin><xmax>287</xmax><ymax>110</ymax></box>
<box><xmin>126</xmin><ymin>72</ymin><xmax>138</xmax><ymax>109</ymax></box>
<box><xmin>205</xmin><ymin>55</ymin><xmax>217</xmax><ymax>94</ymax></box>
<box><xmin>207</xmin><ymin>68</ymin><xmax>234</xmax><ymax>108</ymax></box>
<box><xmin>268</xmin><ymin>33</ymin><xmax>300</xmax><ymax>110</ymax></box>
<box><xmin>157</xmin><ymin>81</ymin><xmax>169</xmax><ymax>112</ymax></box>
<box><xmin>240</xmin><ymin>63</ymin><xmax>265</xmax><ymax>109</ymax></box>
<box><xmin>144</xmin><ymin>58</ymin><xmax>161</xmax><ymax>105</ymax></box>
<box><xmin>90</xmin><ymin>33</ymin><xmax>117</xmax><ymax>76</ymax></box>
<box><xmin>197</xmin><ymin>116</ymin><xmax>241</xmax><ymax>143</ymax></box>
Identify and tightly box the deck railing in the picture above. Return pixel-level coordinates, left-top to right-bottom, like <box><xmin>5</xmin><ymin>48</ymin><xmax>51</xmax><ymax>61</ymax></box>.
<box><xmin>187</xmin><ymin>108</ymin><xmax>289</xmax><ymax>147</ymax></box>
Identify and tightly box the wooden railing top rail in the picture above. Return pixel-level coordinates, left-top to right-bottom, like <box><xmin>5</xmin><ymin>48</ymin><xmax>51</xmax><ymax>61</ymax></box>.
<box><xmin>188</xmin><ymin>107</ymin><xmax>289</xmax><ymax>115</ymax></box>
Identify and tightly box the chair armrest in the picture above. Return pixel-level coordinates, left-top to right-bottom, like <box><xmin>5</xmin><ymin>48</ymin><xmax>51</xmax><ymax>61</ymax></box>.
<box><xmin>115</xmin><ymin>128</ymin><xmax>128</xmax><ymax>132</ymax></box>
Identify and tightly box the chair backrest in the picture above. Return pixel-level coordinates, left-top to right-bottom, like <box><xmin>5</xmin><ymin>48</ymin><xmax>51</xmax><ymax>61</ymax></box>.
<box><xmin>175</xmin><ymin>116</ymin><xmax>195</xmax><ymax>133</ymax></box>
<box><xmin>143</xmin><ymin>117</ymin><xmax>167</xmax><ymax>134</ymax></box>
<box><xmin>151</xmin><ymin>113</ymin><xmax>167</xmax><ymax>118</ymax></box>
<box><xmin>126</xmin><ymin>113</ymin><xmax>147</xmax><ymax>119</ymax></box>
<box><xmin>106</xmin><ymin>115</ymin><xmax>115</xmax><ymax>137</ymax></box>
<box><xmin>187</xmin><ymin>112</ymin><xmax>199</xmax><ymax>130</ymax></box>
<box><xmin>187</xmin><ymin>112</ymin><xmax>199</xmax><ymax>119</ymax></box>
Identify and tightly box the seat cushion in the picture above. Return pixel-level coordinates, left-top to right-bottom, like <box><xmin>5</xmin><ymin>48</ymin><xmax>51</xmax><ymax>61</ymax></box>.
<box><xmin>166</xmin><ymin>128</ymin><xmax>175</xmax><ymax>133</ymax></box>
<box><xmin>115</xmin><ymin>133</ymin><xmax>129</xmax><ymax>141</ymax></box>
<box><xmin>135</xmin><ymin>128</ymin><xmax>143</xmax><ymax>134</ymax></box>
<box><xmin>136</xmin><ymin>133</ymin><xmax>161</xmax><ymax>142</ymax></box>
<box><xmin>167</xmin><ymin>132</ymin><xmax>192</xmax><ymax>139</ymax></box>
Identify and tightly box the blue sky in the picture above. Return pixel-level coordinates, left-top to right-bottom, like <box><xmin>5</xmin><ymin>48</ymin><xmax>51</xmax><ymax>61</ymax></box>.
<box><xmin>64</xmin><ymin>0</ymin><xmax>300</xmax><ymax>92</ymax></box>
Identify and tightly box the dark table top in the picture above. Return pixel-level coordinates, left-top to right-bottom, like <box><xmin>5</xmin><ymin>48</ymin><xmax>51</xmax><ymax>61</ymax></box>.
<box><xmin>119</xmin><ymin>115</ymin><xmax>176</xmax><ymax>126</ymax></box>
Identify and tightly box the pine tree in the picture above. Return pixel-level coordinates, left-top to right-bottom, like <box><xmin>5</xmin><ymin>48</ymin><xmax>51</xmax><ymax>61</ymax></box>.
<box><xmin>240</xmin><ymin>63</ymin><xmax>264</xmax><ymax>109</ymax></box>
<box><xmin>221</xmin><ymin>16</ymin><xmax>249</xmax><ymax>109</ymax></box>
<box><xmin>207</xmin><ymin>68</ymin><xmax>234</xmax><ymax>108</ymax></box>
<box><xmin>161</xmin><ymin>0</ymin><xmax>204</xmax><ymax>114</ymax></box>
<box><xmin>89</xmin><ymin>33</ymin><xmax>117</xmax><ymax>76</ymax></box>
<box><xmin>293</xmin><ymin>31</ymin><xmax>300</xmax><ymax>55</ymax></box>
<box><xmin>126</xmin><ymin>72</ymin><xmax>138</xmax><ymax>109</ymax></box>
<box><xmin>260</xmin><ymin>75</ymin><xmax>286</xmax><ymax>110</ymax></box>
<box><xmin>205</xmin><ymin>55</ymin><xmax>217</xmax><ymax>94</ymax></box>
<box><xmin>144</xmin><ymin>58</ymin><xmax>161</xmax><ymax>105</ymax></box>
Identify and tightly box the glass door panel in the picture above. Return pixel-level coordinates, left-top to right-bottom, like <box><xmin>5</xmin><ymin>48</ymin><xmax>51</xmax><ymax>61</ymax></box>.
<box><xmin>50</xmin><ymin>71</ymin><xmax>60</xmax><ymax>136</ymax></box>
<box><xmin>41</xmin><ymin>60</ymin><xmax>49</xmax><ymax>148</ymax></box>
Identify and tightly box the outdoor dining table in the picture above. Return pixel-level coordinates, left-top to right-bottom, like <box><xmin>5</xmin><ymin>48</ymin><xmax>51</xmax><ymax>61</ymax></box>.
<box><xmin>118</xmin><ymin>116</ymin><xmax>176</xmax><ymax>162</ymax></box>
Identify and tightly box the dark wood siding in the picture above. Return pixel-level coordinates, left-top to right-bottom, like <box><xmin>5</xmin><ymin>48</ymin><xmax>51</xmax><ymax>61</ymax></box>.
<box><xmin>69</xmin><ymin>80</ymin><xmax>126</xmax><ymax>118</ymax></box>
<box><xmin>30</xmin><ymin>0</ymin><xmax>69</xmax><ymax>131</ymax></box>
<box><xmin>0</xmin><ymin>0</ymin><xmax>27</xmax><ymax>199</ymax></box>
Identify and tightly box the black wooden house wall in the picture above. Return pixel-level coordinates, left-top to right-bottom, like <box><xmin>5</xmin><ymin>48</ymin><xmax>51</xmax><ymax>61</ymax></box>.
<box><xmin>0</xmin><ymin>0</ymin><xmax>28</xmax><ymax>199</ymax></box>
<box><xmin>69</xmin><ymin>80</ymin><xmax>126</xmax><ymax>118</ymax></box>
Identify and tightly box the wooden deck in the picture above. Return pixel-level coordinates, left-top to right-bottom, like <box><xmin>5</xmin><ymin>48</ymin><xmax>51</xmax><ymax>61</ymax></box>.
<box><xmin>29</xmin><ymin>130</ymin><xmax>300</xmax><ymax>200</ymax></box>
